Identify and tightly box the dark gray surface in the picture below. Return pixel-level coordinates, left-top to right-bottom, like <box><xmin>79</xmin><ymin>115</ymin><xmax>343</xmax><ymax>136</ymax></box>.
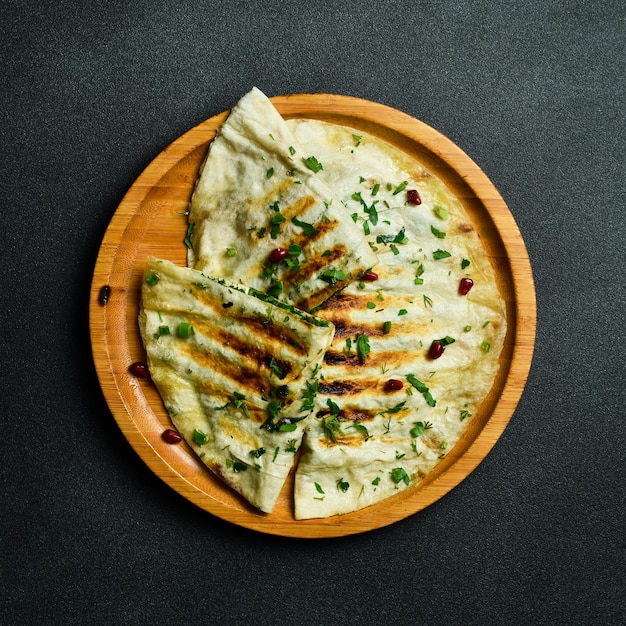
<box><xmin>2</xmin><ymin>1</ymin><xmax>624</xmax><ymax>624</ymax></box>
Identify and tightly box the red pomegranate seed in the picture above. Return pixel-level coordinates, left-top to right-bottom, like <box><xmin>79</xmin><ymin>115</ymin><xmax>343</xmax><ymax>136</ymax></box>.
<box><xmin>361</xmin><ymin>271</ymin><xmax>378</xmax><ymax>281</ymax></box>
<box><xmin>129</xmin><ymin>361</ymin><xmax>149</xmax><ymax>379</ymax></box>
<box><xmin>428</xmin><ymin>341</ymin><xmax>444</xmax><ymax>359</ymax></box>
<box><xmin>459</xmin><ymin>278</ymin><xmax>474</xmax><ymax>295</ymax></box>
<box><xmin>162</xmin><ymin>429</ymin><xmax>183</xmax><ymax>444</ymax></box>
<box><xmin>385</xmin><ymin>379</ymin><xmax>404</xmax><ymax>391</ymax></box>
<box><xmin>269</xmin><ymin>247</ymin><xmax>288</xmax><ymax>263</ymax></box>
<box><xmin>407</xmin><ymin>189</ymin><xmax>421</xmax><ymax>205</ymax></box>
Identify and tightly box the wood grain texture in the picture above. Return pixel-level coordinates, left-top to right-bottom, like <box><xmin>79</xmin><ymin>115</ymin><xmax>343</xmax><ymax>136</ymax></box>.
<box><xmin>89</xmin><ymin>94</ymin><xmax>536</xmax><ymax>538</ymax></box>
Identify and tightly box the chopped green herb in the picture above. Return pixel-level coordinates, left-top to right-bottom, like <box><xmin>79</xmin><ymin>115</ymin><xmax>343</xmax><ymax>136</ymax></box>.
<box><xmin>366</xmin><ymin>301</ymin><xmax>376</xmax><ymax>309</ymax></box>
<box><xmin>372</xmin><ymin>476</ymin><xmax>381</xmax><ymax>486</ymax></box>
<box><xmin>383</xmin><ymin>321</ymin><xmax>392</xmax><ymax>334</ymax></box>
<box><xmin>423</xmin><ymin>294</ymin><xmax>433</xmax><ymax>308</ymax></box>
<box><xmin>178</xmin><ymin>322</ymin><xmax>194</xmax><ymax>338</ymax></box>
<box><xmin>289</xmin><ymin>145</ymin><xmax>296</xmax><ymax>156</ymax></box>
<box><xmin>406</xmin><ymin>374</ymin><xmax>436</xmax><ymax>407</ymax></box>
<box><xmin>319</xmin><ymin>268</ymin><xmax>347</xmax><ymax>285</ymax></box>
<box><xmin>398</xmin><ymin>308</ymin><xmax>408</xmax><ymax>316</ymax></box>
<box><xmin>464</xmin><ymin>325</ymin><xmax>472</xmax><ymax>332</ymax></box>
<box><xmin>315</xmin><ymin>482</ymin><xmax>325</xmax><ymax>494</ymax></box>
<box><xmin>226</xmin><ymin>247</ymin><xmax>237</xmax><ymax>257</ymax></box>
<box><xmin>145</xmin><ymin>272</ymin><xmax>160</xmax><ymax>286</ymax></box>
<box><xmin>193</xmin><ymin>429</ymin><xmax>209</xmax><ymax>445</ymax></box>
<box><xmin>157</xmin><ymin>325</ymin><xmax>170</xmax><ymax>336</ymax></box>
<box><xmin>355</xmin><ymin>333</ymin><xmax>370</xmax><ymax>362</ymax></box>
<box><xmin>266</xmin><ymin>167</ymin><xmax>274</xmax><ymax>178</ymax></box>
<box><xmin>461</xmin><ymin>258</ymin><xmax>471</xmax><ymax>269</ymax></box>
<box><xmin>434</xmin><ymin>205</ymin><xmax>449</xmax><ymax>219</ymax></box>
<box><xmin>392</xmin><ymin>181</ymin><xmax>408</xmax><ymax>195</ymax></box>
<box><xmin>481</xmin><ymin>341</ymin><xmax>491</xmax><ymax>353</ymax></box>
<box><xmin>372</xmin><ymin>183</ymin><xmax>380</xmax><ymax>196</ymax></box>
<box><xmin>232</xmin><ymin>461</ymin><xmax>248</xmax><ymax>473</ymax></box>
<box><xmin>433</xmin><ymin>249</ymin><xmax>451</xmax><ymax>260</ymax></box>
<box><xmin>336</xmin><ymin>478</ymin><xmax>350</xmax><ymax>493</ymax></box>
<box><xmin>352</xmin><ymin>134</ymin><xmax>362</xmax><ymax>147</ymax></box>
<box><xmin>302</xmin><ymin>155</ymin><xmax>323</xmax><ymax>173</ymax></box>
<box><xmin>460</xmin><ymin>409</ymin><xmax>472</xmax><ymax>421</ymax></box>
<box><xmin>430</xmin><ymin>225</ymin><xmax>446</xmax><ymax>239</ymax></box>
<box><xmin>391</xmin><ymin>467</ymin><xmax>410</xmax><ymax>485</ymax></box>
<box><xmin>291</xmin><ymin>216</ymin><xmax>319</xmax><ymax>236</ymax></box>
<box><xmin>249</xmin><ymin>447</ymin><xmax>266</xmax><ymax>459</ymax></box>
<box><xmin>183</xmin><ymin>223</ymin><xmax>194</xmax><ymax>249</ymax></box>
<box><xmin>270</xmin><ymin>213</ymin><xmax>285</xmax><ymax>239</ymax></box>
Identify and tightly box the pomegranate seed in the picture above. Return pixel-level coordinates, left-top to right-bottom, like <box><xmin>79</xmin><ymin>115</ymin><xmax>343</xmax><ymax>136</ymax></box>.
<box><xmin>385</xmin><ymin>379</ymin><xmax>404</xmax><ymax>391</ymax></box>
<box><xmin>407</xmin><ymin>189</ymin><xmax>421</xmax><ymax>205</ymax></box>
<box><xmin>361</xmin><ymin>271</ymin><xmax>378</xmax><ymax>281</ymax></box>
<box><xmin>129</xmin><ymin>361</ymin><xmax>149</xmax><ymax>379</ymax></box>
<box><xmin>269</xmin><ymin>247</ymin><xmax>288</xmax><ymax>263</ymax></box>
<box><xmin>428</xmin><ymin>341</ymin><xmax>445</xmax><ymax>359</ymax></box>
<box><xmin>98</xmin><ymin>285</ymin><xmax>110</xmax><ymax>305</ymax></box>
<box><xmin>162</xmin><ymin>429</ymin><xmax>183</xmax><ymax>444</ymax></box>
<box><xmin>459</xmin><ymin>278</ymin><xmax>474</xmax><ymax>295</ymax></box>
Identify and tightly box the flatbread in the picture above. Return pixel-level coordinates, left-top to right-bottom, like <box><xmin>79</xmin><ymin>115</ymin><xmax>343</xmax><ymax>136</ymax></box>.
<box><xmin>286</xmin><ymin>120</ymin><xmax>507</xmax><ymax>519</ymax></box>
<box><xmin>138</xmin><ymin>256</ymin><xmax>334</xmax><ymax>513</ymax></box>
<box><xmin>186</xmin><ymin>87</ymin><xmax>379</xmax><ymax>311</ymax></box>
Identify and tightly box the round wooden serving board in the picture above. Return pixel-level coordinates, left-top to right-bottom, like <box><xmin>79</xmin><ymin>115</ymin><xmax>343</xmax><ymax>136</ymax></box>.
<box><xmin>89</xmin><ymin>94</ymin><xmax>536</xmax><ymax>538</ymax></box>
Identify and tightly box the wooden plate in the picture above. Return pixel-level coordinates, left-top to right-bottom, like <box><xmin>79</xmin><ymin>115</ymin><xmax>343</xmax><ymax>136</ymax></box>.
<box><xmin>89</xmin><ymin>94</ymin><xmax>536</xmax><ymax>538</ymax></box>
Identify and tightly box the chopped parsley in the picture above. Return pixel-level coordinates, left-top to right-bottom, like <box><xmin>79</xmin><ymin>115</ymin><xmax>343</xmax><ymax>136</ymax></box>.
<box><xmin>355</xmin><ymin>333</ymin><xmax>370</xmax><ymax>362</ymax></box>
<box><xmin>336</xmin><ymin>478</ymin><xmax>350</xmax><ymax>493</ymax></box>
<box><xmin>193</xmin><ymin>429</ymin><xmax>209</xmax><ymax>445</ymax></box>
<box><xmin>433</xmin><ymin>249</ymin><xmax>451</xmax><ymax>260</ymax></box>
<box><xmin>291</xmin><ymin>216</ymin><xmax>319</xmax><ymax>236</ymax></box>
<box><xmin>430</xmin><ymin>225</ymin><xmax>446</xmax><ymax>239</ymax></box>
<box><xmin>461</xmin><ymin>258</ymin><xmax>471</xmax><ymax>269</ymax></box>
<box><xmin>319</xmin><ymin>268</ymin><xmax>347</xmax><ymax>285</ymax></box>
<box><xmin>266</xmin><ymin>167</ymin><xmax>274</xmax><ymax>178</ymax></box>
<box><xmin>391</xmin><ymin>467</ymin><xmax>410</xmax><ymax>485</ymax></box>
<box><xmin>302</xmin><ymin>155</ymin><xmax>323</xmax><ymax>173</ymax></box>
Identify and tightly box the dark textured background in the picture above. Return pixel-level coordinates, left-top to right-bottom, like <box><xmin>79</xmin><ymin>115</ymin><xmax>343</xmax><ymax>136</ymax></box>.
<box><xmin>2</xmin><ymin>1</ymin><xmax>624</xmax><ymax>624</ymax></box>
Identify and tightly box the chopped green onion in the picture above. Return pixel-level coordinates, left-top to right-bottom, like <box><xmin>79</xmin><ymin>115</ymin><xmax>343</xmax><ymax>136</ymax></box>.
<box><xmin>226</xmin><ymin>247</ymin><xmax>237</xmax><ymax>257</ymax></box>
<box><xmin>434</xmin><ymin>205</ymin><xmax>449</xmax><ymax>219</ymax></box>
<box><xmin>145</xmin><ymin>272</ymin><xmax>159</xmax><ymax>286</ymax></box>
<box><xmin>184</xmin><ymin>223</ymin><xmax>194</xmax><ymax>249</ymax></box>
<box><xmin>178</xmin><ymin>322</ymin><xmax>194</xmax><ymax>338</ymax></box>
<box><xmin>266</xmin><ymin>167</ymin><xmax>274</xmax><ymax>178</ymax></box>
<box><xmin>383</xmin><ymin>321</ymin><xmax>392</xmax><ymax>334</ymax></box>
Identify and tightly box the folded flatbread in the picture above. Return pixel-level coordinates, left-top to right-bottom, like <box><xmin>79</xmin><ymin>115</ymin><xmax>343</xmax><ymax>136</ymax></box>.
<box><xmin>138</xmin><ymin>257</ymin><xmax>334</xmax><ymax>513</ymax></box>
<box><xmin>187</xmin><ymin>87</ymin><xmax>379</xmax><ymax>311</ymax></box>
<box><xmin>286</xmin><ymin>120</ymin><xmax>507</xmax><ymax>519</ymax></box>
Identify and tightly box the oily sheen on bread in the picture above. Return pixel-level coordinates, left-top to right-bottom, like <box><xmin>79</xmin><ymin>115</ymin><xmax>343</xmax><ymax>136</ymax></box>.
<box><xmin>138</xmin><ymin>257</ymin><xmax>334</xmax><ymax>513</ymax></box>
<box><xmin>186</xmin><ymin>87</ymin><xmax>378</xmax><ymax>312</ymax></box>
<box><xmin>285</xmin><ymin>120</ymin><xmax>507</xmax><ymax>519</ymax></box>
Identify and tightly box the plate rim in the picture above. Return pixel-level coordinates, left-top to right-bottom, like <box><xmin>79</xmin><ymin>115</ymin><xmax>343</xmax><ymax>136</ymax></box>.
<box><xmin>89</xmin><ymin>93</ymin><xmax>536</xmax><ymax>538</ymax></box>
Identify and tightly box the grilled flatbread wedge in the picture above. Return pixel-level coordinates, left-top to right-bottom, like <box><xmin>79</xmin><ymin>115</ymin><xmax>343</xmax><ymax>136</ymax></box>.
<box><xmin>138</xmin><ymin>257</ymin><xmax>334</xmax><ymax>513</ymax></box>
<box><xmin>287</xmin><ymin>120</ymin><xmax>507</xmax><ymax>519</ymax></box>
<box><xmin>187</xmin><ymin>87</ymin><xmax>378</xmax><ymax>311</ymax></box>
